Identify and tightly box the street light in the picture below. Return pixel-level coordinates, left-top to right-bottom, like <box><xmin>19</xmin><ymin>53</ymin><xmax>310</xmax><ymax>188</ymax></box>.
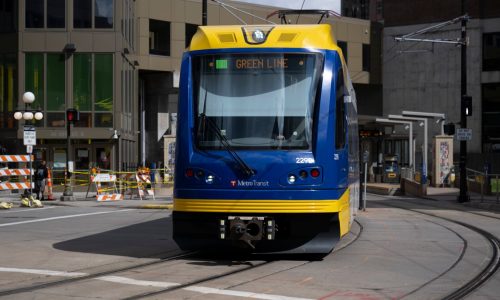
<box><xmin>14</xmin><ymin>91</ymin><xmax>43</xmax><ymax>197</ymax></box>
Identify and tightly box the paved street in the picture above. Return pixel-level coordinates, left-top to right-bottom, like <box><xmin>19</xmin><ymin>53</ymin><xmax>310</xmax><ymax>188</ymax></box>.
<box><xmin>0</xmin><ymin>191</ymin><xmax>499</xmax><ymax>299</ymax></box>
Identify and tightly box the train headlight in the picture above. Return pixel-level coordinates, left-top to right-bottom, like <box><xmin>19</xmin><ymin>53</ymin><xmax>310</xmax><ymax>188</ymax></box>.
<box><xmin>288</xmin><ymin>175</ymin><xmax>296</xmax><ymax>184</ymax></box>
<box><xmin>206</xmin><ymin>175</ymin><xmax>215</xmax><ymax>184</ymax></box>
<box><xmin>252</xmin><ymin>29</ymin><xmax>266</xmax><ymax>43</ymax></box>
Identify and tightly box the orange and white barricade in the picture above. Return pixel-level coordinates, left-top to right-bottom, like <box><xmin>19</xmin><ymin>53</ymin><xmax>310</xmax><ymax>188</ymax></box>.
<box><xmin>135</xmin><ymin>171</ymin><xmax>155</xmax><ymax>200</ymax></box>
<box><xmin>86</xmin><ymin>172</ymin><xmax>123</xmax><ymax>201</ymax></box>
<box><xmin>0</xmin><ymin>155</ymin><xmax>34</xmax><ymax>192</ymax></box>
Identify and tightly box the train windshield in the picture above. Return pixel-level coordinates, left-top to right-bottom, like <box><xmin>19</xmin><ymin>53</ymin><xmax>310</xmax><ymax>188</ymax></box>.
<box><xmin>194</xmin><ymin>53</ymin><xmax>323</xmax><ymax>150</ymax></box>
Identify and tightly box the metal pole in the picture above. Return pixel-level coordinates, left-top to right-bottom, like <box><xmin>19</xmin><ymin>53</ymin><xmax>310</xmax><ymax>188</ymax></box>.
<box><xmin>29</xmin><ymin>150</ymin><xmax>32</xmax><ymax>196</ymax></box>
<box><xmin>202</xmin><ymin>0</ymin><xmax>207</xmax><ymax>25</ymax></box>
<box><xmin>363</xmin><ymin>161</ymin><xmax>367</xmax><ymax>211</ymax></box>
<box><xmin>423</xmin><ymin>119</ymin><xmax>428</xmax><ymax>184</ymax></box>
<box><xmin>458</xmin><ymin>0</ymin><xmax>469</xmax><ymax>203</ymax></box>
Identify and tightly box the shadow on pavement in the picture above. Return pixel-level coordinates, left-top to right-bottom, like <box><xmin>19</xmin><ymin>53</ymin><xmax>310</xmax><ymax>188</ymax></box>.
<box><xmin>53</xmin><ymin>216</ymin><xmax>177</xmax><ymax>258</ymax></box>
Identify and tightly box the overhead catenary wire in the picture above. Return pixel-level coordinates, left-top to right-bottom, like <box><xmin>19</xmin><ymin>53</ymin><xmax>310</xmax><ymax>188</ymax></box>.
<box><xmin>211</xmin><ymin>0</ymin><xmax>276</xmax><ymax>25</ymax></box>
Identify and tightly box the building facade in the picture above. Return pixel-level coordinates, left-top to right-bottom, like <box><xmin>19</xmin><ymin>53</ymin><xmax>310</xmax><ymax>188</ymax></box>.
<box><xmin>0</xmin><ymin>0</ymin><xmax>378</xmax><ymax>172</ymax></box>
<box><xmin>382</xmin><ymin>0</ymin><xmax>500</xmax><ymax>172</ymax></box>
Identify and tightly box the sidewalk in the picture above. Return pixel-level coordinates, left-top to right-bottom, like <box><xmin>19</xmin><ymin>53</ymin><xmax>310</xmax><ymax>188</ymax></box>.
<box><xmin>0</xmin><ymin>186</ymin><xmax>173</xmax><ymax>210</ymax></box>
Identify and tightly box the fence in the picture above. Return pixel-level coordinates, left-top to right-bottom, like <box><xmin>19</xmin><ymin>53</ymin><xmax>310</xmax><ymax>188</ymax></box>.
<box><xmin>463</xmin><ymin>167</ymin><xmax>499</xmax><ymax>203</ymax></box>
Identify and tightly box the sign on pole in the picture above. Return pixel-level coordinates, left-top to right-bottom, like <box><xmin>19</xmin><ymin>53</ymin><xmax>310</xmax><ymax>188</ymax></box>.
<box><xmin>456</xmin><ymin>128</ymin><xmax>472</xmax><ymax>141</ymax></box>
<box><xmin>23</xmin><ymin>125</ymin><xmax>36</xmax><ymax>146</ymax></box>
<box><xmin>26</xmin><ymin>145</ymin><xmax>33</xmax><ymax>154</ymax></box>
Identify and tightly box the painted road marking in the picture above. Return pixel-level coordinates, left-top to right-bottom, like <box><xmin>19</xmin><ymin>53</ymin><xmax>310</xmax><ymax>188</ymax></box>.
<box><xmin>185</xmin><ymin>286</ymin><xmax>314</xmax><ymax>300</ymax></box>
<box><xmin>0</xmin><ymin>267</ymin><xmax>313</xmax><ymax>300</ymax></box>
<box><xmin>0</xmin><ymin>206</ymin><xmax>56</xmax><ymax>214</ymax></box>
<box><xmin>0</xmin><ymin>267</ymin><xmax>86</xmax><ymax>277</ymax></box>
<box><xmin>0</xmin><ymin>209</ymin><xmax>136</xmax><ymax>227</ymax></box>
<box><xmin>98</xmin><ymin>276</ymin><xmax>180</xmax><ymax>288</ymax></box>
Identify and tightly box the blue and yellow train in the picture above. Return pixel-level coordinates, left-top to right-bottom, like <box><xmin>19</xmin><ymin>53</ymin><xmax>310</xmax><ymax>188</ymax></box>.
<box><xmin>173</xmin><ymin>24</ymin><xmax>359</xmax><ymax>254</ymax></box>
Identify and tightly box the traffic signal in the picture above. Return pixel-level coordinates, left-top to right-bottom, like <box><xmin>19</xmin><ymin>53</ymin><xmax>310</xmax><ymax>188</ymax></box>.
<box><xmin>444</xmin><ymin>123</ymin><xmax>455</xmax><ymax>135</ymax></box>
<box><xmin>462</xmin><ymin>95</ymin><xmax>472</xmax><ymax>116</ymax></box>
<box><xmin>66</xmin><ymin>108</ymin><xmax>79</xmax><ymax>123</ymax></box>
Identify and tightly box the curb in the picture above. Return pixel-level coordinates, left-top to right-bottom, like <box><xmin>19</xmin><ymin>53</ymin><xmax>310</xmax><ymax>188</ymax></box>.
<box><xmin>137</xmin><ymin>204</ymin><xmax>173</xmax><ymax>209</ymax></box>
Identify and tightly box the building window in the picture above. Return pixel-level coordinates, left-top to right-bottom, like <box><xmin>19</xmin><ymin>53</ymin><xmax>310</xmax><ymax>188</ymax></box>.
<box><xmin>185</xmin><ymin>23</ymin><xmax>198</xmax><ymax>48</ymax></box>
<box><xmin>95</xmin><ymin>0</ymin><xmax>113</xmax><ymax>28</ymax></box>
<box><xmin>26</xmin><ymin>53</ymin><xmax>66</xmax><ymax>127</ymax></box>
<box><xmin>362</xmin><ymin>43</ymin><xmax>370</xmax><ymax>72</ymax></box>
<box><xmin>482</xmin><ymin>83</ymin><xmax>500</xmax><ymax>153</ymax></box>
<box><xmin>0</xmin><ymin>0</ymin><xmax>16</xmax><ymax>32</ymax></box>
<box><xmin>74</xmin><ymin>0</ymin><xmax>91</xmax><ymax>28</ymax></box>
<box><xmin>47</xmin><ymin>0</ymin><xmax>65</xmax><ymax>28</ymax></box>
<box><xmin>26</xmin><ymin>0</ymin><xmax>65</xmax><ymax>29</ymax></box>
<box><xmin>94</xmin><ymin>54</ymin><xmax>113</xmax><ymax>127</ymax></box>
<box><xmin>25</xmin><ymin>0</ymin><xmax>44</xmax><ymax>28</ymax></box>
<box><xmin>46</xmin><ymin>54</ymin><xmax>65</xmax><ymax>111</ymax></box>
<box><xmin>74</xmin><ymin>0</ymin><xmax>113</xmax><ymax>29</ymax></box>
<box><xmin>338</xmin><ymin>41</ymin><xmax>348</xmax><ymax>63</ymax></box>
<box><xmin>73</xmin><ymin>53</ymin><xmax>113</xmax><ymax>128</ymax></box>
<box><xmin>150</xmin><ymin>19</ymin><xmax>170</xmax><ymax>56</ymax></box>
<box><xmin>483</xmin><ymin>32</ymin><xmax>500</xmax><ymax>72</ymax></box>
<box><xmin>25</xmin><ymin>53</ymin><xmax>44</xmax><ymax>110</ymax></box>
<box><xmin>0</xmin><ymin>54</ymin><xmax>17</xmax><ymax>129</ymax></box>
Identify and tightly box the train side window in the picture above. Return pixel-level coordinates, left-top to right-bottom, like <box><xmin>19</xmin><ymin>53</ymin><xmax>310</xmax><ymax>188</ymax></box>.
<box><xmin>335</xmin><ymin>68</ymin><xmax>346</xmax><ymax>149</ymax></box>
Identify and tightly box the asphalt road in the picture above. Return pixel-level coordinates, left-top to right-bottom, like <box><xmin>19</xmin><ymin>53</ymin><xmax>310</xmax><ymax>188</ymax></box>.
<box><xmin>0</xmin><ymin>195</ymin><xmax>498</xmax><ymax>299</ymax></box>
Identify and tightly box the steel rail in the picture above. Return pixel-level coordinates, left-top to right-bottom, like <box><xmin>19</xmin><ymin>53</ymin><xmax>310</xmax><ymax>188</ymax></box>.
<box><xmin>372</xmin><ymin>197</ymin><xmax>500</xmax><ymax>299</ymax></box>
<box><xmin>0</xmin><ymin>251</ymin><xmax>199</xmax><ymax>297</ymax></box>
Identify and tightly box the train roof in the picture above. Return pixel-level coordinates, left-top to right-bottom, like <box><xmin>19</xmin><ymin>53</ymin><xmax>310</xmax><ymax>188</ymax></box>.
<box><xmin>188</xmin><ymin>24</ymin><xmax>340</xmax><ymax>52</ymax></box>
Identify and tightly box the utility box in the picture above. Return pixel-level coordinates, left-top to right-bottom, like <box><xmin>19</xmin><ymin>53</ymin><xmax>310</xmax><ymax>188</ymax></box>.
<box><xmin>433</xmin><ymin>135</ymin><xmax>454</xmax><ymax>187</ymax></box>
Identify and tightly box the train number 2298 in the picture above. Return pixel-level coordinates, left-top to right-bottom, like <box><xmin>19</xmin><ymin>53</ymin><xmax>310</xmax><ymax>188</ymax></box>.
<box><xmin>296</xmin><ymin>157</ymin><xmax>315</xmax><ymax>164</ymax></box>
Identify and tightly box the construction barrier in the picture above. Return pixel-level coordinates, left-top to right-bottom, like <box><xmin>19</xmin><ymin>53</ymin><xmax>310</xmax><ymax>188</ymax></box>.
<box><xmin>86</xmin><ymin>171</ymin><xmax>123</xmax><ymax>202</ymax></box>
<box><xmin>0</xmin><ymin>155</ymin><xmax>34</xmax><ymax>192</ymax></box>
<box><xmin>135</xmin><ymin>169</ymin><xmax>155</xmax><ymax>200</ymax></box>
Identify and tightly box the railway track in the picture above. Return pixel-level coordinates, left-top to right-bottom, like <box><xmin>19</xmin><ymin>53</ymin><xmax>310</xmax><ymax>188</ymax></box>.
<box><xmin>0</xmin><ymin>220</ymin><xmax>364</xmax><ymax>299</ymax></box>
<box><xmin>372</xmin><ymin>197</ymin><xmax>500</xmax><ymax>299</ymax></box>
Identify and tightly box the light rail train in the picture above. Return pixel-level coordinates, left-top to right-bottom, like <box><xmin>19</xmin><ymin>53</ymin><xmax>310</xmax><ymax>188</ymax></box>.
<box><xmin>173</xmin><ymin>24</ymin><xmax>359</xmax><ymax>254</ymax></box>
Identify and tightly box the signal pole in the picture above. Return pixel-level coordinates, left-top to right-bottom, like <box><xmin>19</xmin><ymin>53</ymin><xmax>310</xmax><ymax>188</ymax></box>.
<box><xmin>202</xmin><ymin>0</ymin><xmax>207</xmax><ymax>25</ymax></box>
<box><xmin>458</xmin><ymin>1</ymin><xmax>469</xmax><ymax>202</ymax></box>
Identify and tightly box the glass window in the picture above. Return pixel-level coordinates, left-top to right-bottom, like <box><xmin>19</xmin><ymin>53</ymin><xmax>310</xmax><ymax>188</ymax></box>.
<box><xmin>74</xmin><ymin>0</ymin><xmax>91</xmax><ymax>28</ymax></box>
<box><xmin>94</xmin><ymin>54</ymin><xmax>113</xmax><ymax>111</ymax></box>
<box><xmin>335</xmin><ymin>68</ymin><xmax>346</xmax><ymax>149</ymax></box>
<box><xmin>46</xmin><ymin>112</ymin><xmax>65</xmax><ymax>127</ymax></box>
<box><xmin>47</xmin><ymin>0</ymin><xmax>65</xmax><ymax>28</ymax></box>
<box><xmin>95</xmin><ymin>112</ymin><xmax>113</xmax><ymax>127</ymax></box>
<box><xmin>193</xmin><ymin>53</ymin><xmax>323</xmax><ymax>150</ymax></box>
<box><xmin>0</xmin><ymin>54</ymin><xmax>17</xmax><ymax>129</ymax></box>
<box><xmin>483</xmin><ymin>32</ymin><xmax>500</xmax><ymax>72</ymax></box>
<box><xmin>73</xmin><ymin>54</ymin><xmax>92</xmax><ymax>111</ymax></box>
<box><xmin>26</xmin><ymin>0</ymin><xmax>44</xmax><ymax>28</ymax></box>
<box><xmin>47</xmin><ymin>54</ymin><xmax>65</xmax><ymax>111</ymax></box>
<box><xmin>149</xmin><ymin>19</ymin><xmax>170</xmax><ymax>56</ymax></box>
<box><xmin>74</xmin><ymin>112</ymin><xmax>92</xmax><ymax>127</ymax></box>
<box><xmin>362</xmin><ymin>44</ymin><xmax>370</xmax><ymax>72</ymax></box>
<box><xmin>338</xmin><ymin>41</ymin><xmax>348</xmax><ymax>63</ymax></box>
<box><xmin>25</xmin><ymin>53</ymin><xmax>44</xmax><ymax>110</ymax></box>
<box><xmin>95</xmin><ymin>0</ymin><xmax>113</xmax><ymax>28</ymax></box>
<box><xmin>0</xmin><ymin>0</ymin><xmax>16</xmax><ymax>32</ymax></box>
<box><xmin>482</xmin><ymin>83</ymin><xmax>500</xmax><ymax>152</ymax></box>
<box><xmin>185</xmin><ymin>23</ymin><xmax>198</xmax><ymax>48</ymax></box>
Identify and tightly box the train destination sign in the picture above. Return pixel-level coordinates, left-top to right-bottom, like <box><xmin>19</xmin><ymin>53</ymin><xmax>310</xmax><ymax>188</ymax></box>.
<box><xmin>205</xmin><ymin>54</ymin><xmax>315</xmax><ymax>72</ymax></box>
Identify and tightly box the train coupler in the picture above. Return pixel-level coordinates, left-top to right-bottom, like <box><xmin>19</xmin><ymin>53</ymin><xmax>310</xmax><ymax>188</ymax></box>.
<box><xmin>219</xmin><ymin>216</ymin><xmax>276</xmax><ymax>244</ymax></box>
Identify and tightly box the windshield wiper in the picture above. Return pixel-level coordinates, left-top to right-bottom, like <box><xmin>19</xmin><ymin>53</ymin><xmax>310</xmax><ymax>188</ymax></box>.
<box><xmin>199</xmin><ymin>113</ymin><xmax>254</xmax><ymax>177</ymax></box>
